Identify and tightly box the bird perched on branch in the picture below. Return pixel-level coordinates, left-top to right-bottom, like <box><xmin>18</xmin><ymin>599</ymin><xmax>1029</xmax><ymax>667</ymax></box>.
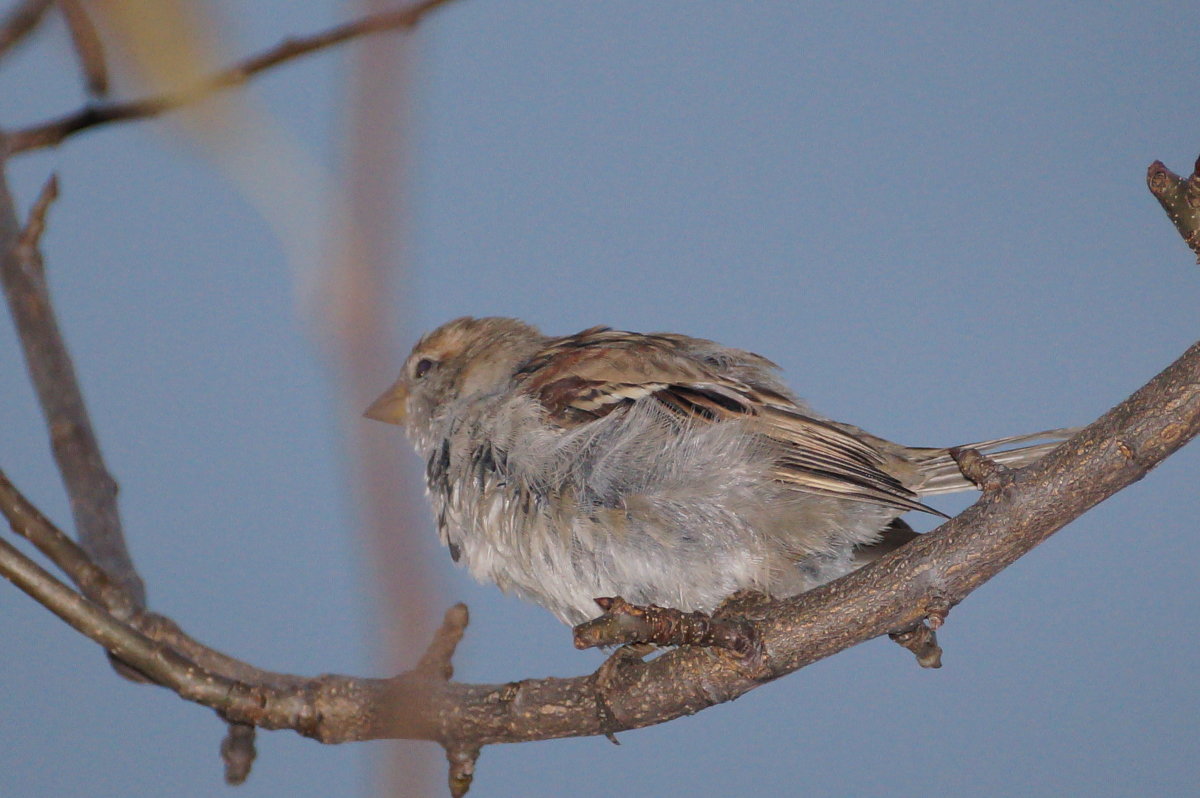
<box><xmin>366</xmin><ymin>317</ymin><xmax>1074</xmax><ymax>627</ymax></box>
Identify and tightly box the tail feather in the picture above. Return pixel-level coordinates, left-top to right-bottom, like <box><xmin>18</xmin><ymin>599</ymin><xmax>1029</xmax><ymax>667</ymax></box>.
<box><xmin>910</xmin><ymin>427</ymin><xmax>1079</xmax><ymax>496</ymax></box>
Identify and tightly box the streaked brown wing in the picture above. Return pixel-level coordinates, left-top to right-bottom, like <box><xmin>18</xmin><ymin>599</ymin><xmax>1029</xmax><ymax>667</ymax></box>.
<box><xmin>518</xmin><ymin>328</ymin><xmax>940</xmax><ymax>515</ymax></box>
<box><xmin>759</xmin><ymin>409</ymin><xmax>940</xmax><ymax>514</ymax></box>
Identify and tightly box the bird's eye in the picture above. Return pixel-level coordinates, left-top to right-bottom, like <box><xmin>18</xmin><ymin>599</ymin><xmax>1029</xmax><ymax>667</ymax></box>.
<box><xmin>413</xmin><ymin>357</ymin><xmax>436</xmax><ymax>379</ymax></box>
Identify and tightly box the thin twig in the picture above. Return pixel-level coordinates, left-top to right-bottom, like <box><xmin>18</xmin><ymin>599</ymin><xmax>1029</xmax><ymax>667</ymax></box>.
<box><xmin>13</xmin><ymin>172</ymin><xmax>57</xmax><ymax>271</ymax></box>
<box><xmin>0</xmin><ymin>535</ymin><xmax>207</xmax><ymax>689</ymax></box>
<box><xmin>0</xmin><ymin>172</ymin><xmax>146</xmax><ymax>606</ymax></box>
<box><xmin>0</xmin><ymin>0</ymin><xmax>53</xmax><ymax>61</ymax></box>
<box><xmin>58</xmin><ymin>0</ymin><xmax>109</xmax><ymax>96</ymax></box>
<box><xmin>0</xmin><ymin>533</ymin><xmax>337</xmax><ymax>732</ymax></box>
<box><xmin>4</xmin><ymin>0</ymin><xmax>460</xmax><ymax>155</ymax></box>
<box><xmin>0</xmin><ymin>468</ymin><xmax>133</xmax><ymax>614</ymax></box>
<box><xmin>1</xmin><ymin>167</ymin><xmax>270</xmax><ymax>775</ymax></box>
<box><xmin>0</xmin><ymin>463</ymin><xmax>306</xmax><ymax>690</ymax></box>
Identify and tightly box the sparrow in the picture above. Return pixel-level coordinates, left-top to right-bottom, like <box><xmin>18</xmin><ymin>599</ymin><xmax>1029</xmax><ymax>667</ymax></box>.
<box><xmin>366</xmin><ymin>317</ymin><xmax>1074</xmax><ymax>626</ymax></box>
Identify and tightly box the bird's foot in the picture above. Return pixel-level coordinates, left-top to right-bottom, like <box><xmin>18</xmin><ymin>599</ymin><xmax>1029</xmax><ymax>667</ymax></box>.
<box><xmin>573</xmin><ymin>596</ymin><xmax>763</xmax><ymax>666</ymax></box>
<box><xmin>713</xmin><ymin>588</ymin><xmax>774</xmax><ymax>619</ymax></box>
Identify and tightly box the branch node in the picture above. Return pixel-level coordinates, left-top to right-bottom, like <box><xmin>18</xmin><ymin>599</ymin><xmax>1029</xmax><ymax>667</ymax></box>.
<box><xmin>14</xmin><ymin>173</ymin><xmax>58</xmax><ymax>271</ymax></box>
<box><xmin>483</xmin><ymin>681</ymin><xmax>522</xmax><ymax>706</ymax></box>
<box><xmin>923</xmin><ymin>595</ymin><xmax>953</xmax><ymax>630</ymax></box>
<box><xmin>415</xmin><ymin>602</ymin><xmax>469</xmax><ymax>681</ymax></box>
<box><xmin>1147</xmin><ymin>158</ymin><xmax>1200</xmax><ymax>262</ymax></box>
<box><xmin>0</xmin><ymin>0</ymin><xmax>54</xmax><ymax>61</ymax></box>
<box><xmin>889</xmin><ymin>621</ymin><xmax>943</xmax><ymax>669</ymax></box>
<box><xmin>574</xmin><ymin>597</ymin><xmax>765</xmax><ymax>673</ymax></box>
<box><xmin>445</xmin><ymin>743</ymin><xmax>481</xmax><ymax>798</ymax></box>
<box><xmin>950</xmin><ymin>446</ymin><xmax>1012</xmax><ymax>492</ymax></box>
<box><xmin>220</xmin><ymin>721</ymin><xmax>257</xmax><ymax>785</ymax></box>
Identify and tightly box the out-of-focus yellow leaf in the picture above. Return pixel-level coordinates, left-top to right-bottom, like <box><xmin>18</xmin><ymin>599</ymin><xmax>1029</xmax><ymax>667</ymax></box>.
<box><xmin>90</xmin><ymin>0</ymin><xmax>221</xmax><ymax>94</ymax></box>
<box><xmin>90</xmin><ymin>0</ymin><xmax>335</xmax><ymax>306</ymax></box>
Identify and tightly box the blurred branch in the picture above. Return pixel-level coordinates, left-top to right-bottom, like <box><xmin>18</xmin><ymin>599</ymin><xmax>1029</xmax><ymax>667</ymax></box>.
<box><xmin>220</xmin><ymin>723</ymin><xmax>257</xmax><ymax>786</ymax></box>
<box><xmin>58</xmin><ymin>0</ymin><xmax>109</xmax><ymax>96</ymax></box>
<box><xmin>0</xmin><ymin>0</ymin><xmax>52</xmax><ymax>61</ymax></box>
<box><xmin>332</xmin><ymin>0</ymin><xmax>440</xmax><ymax>792</ymax></box>
<box><xmin>2</xmin><ymin>0</ymin><xmax>459</xmax><ymax>155</ymax></box>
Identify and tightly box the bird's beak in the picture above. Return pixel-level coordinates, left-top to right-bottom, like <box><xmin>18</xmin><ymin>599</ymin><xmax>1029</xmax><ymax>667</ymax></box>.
<box><xmin>364</xmin><ymin>380</ymin><xmax>408</xmax><ymax>425</ymax></box>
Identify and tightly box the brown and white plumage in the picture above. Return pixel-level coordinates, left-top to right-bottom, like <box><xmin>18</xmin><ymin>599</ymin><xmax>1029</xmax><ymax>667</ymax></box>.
<box><xmin>366</xmin><ymin>317</ymin><xmax>1075</xmax><ymax>625</ymax></box>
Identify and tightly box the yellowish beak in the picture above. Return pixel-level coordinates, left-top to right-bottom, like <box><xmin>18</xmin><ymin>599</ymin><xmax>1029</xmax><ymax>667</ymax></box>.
<box><xmin>363</xmin><ymin>380</ymin><xmax>408</xmax><ymax>425</ymax></box>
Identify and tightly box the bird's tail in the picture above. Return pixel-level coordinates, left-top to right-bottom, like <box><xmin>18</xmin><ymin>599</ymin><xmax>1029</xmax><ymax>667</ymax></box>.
<box><xmin>909</xmin><ymin>427</ymin><xmax>1079</xmax><ymax>496</ymax></box>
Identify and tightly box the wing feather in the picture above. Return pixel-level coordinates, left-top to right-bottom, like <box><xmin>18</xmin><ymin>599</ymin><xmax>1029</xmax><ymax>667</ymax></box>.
<box><xmin>517</xmin><ymin>328</ymin><xmax>939</xmax><ymax>515</ymax></box>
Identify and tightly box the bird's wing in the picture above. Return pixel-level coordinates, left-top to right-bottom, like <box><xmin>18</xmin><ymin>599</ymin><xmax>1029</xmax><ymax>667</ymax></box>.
<box><xmin>516</xmin><ymin>328</ymin><xmax>939</xmax><ymax>515</ymax></box>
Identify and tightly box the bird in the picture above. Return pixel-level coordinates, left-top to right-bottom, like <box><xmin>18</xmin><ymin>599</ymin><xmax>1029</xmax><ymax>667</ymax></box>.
<box><xmin>365</xmin><ymin>316</ymin><xmax>1075</xmax><ymax>627</ymax></box>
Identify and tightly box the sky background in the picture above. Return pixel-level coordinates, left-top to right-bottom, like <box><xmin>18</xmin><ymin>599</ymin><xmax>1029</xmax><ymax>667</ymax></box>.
<box><xmin>2</xmin><ymin>2</ymin><xmax>1198</xmax><ymax>797</ymax></box>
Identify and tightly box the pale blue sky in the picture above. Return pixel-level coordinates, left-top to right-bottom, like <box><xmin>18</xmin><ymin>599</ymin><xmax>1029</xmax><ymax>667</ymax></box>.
<box><xmin>2</xmin><ymin>2</ymin><xmax>1198</xmax><ymax>797</ymax></box>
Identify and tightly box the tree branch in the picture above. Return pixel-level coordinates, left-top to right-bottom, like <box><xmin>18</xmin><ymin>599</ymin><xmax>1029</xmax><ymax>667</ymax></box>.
<box><xmin>0</xmin><ymin>0</ymin><xmax>53</xmax><ymax>62</ymax></box>
<box><xmin>2</xmin><ymin>144</ymin><xmax>1196</xmax><ymax>785</ymax></box>
<box><xmin>0</xmin><ymin>468</ymin><xmax>130</xmax><ymax>613</ymax></box>
<box><xmin>1148</xmin><ymin>157</ymin><xmax>1200</xmax><ymax>262</ymax></box>
<box><xmin>0</xmin><ymin>4</ymin><xmax>461</xmax><ymax>781</ymax></box>
<box><xmin>58</xmin><ymin>0</ymin><xmax>109</xmax><ymax>96</ymax></box>
<box><xmin>4</xmin><ymin>334</ymin><xmax>1196</xmax><ymax>752</ymax></box>
<box><xmin>0</xmin><ymin>171</ymin><xmax>145</xmax><ymax>606</ymax></box>
<box><xmin>2</xmin><ymin>0</ymin><xmax>460</xmax><ymax>155</ymax></box>
<box><xmin>1</xmin><ymin>3</ymin><xmax>1195</xmax><ymax>789</ymax></box>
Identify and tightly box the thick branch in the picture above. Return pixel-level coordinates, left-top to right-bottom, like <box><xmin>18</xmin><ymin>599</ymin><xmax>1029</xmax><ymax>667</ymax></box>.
<box><xmin>3</xmin><ymin>0</ymin><xmax>459</xmax><ymax>155</ymax></box>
